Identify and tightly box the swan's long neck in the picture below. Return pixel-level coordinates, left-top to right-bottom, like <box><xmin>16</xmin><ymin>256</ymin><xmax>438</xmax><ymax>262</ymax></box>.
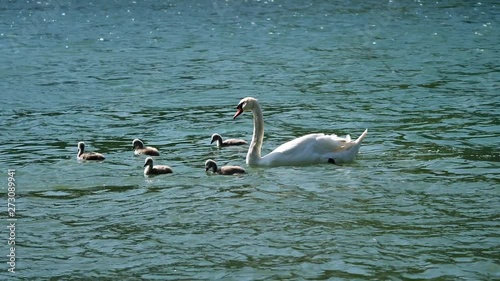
<box><xmin>247</xmin><ymin>103</ymin><xmax>264</xmax><ymax>165</ymax></box>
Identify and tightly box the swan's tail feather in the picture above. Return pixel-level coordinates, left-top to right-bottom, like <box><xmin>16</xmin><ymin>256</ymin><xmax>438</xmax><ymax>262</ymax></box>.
<box><xmin>354</xmin><ymin>129</ymin><xmax>368</xmax><ymax>144</ymax></box>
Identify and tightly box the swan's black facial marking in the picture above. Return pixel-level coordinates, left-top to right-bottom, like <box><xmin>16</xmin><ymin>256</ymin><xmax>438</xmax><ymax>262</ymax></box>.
<box><xmin>234</xmin><ymin>102</ymin><xmax>246</xmax><ymax>119</ymax></box>
<box><xmin>236</xmin><ymin>102</ymin><xmax>245</xmax><ymax>110</ymax></box>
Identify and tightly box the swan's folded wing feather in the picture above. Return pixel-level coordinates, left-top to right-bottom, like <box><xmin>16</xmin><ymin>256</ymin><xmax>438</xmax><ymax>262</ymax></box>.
<box><xmin>270</xmin><ymin>134</ymin><xmax>323</xmax><ymax>153</ymax></box>
<box><xmin>260</xmin><ymin>133</ymin><xmax>360</xmax><ymax>166</ymax></box>
<box><xmin>271</xmin><ymin>133</ymin><xmax>354</xmax><ymax>155</ymax></box>
<box><xmin>314</xmin><ymin>134</ymin><xmax>356</xmax><ymax>152</ymax></box>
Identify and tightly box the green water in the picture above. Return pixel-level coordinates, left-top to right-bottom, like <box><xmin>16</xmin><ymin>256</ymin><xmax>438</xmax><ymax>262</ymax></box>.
<box><xmin>0</xmin><ymin>0</ymin><xmax>499</xmax><ymax>279</ymax></box>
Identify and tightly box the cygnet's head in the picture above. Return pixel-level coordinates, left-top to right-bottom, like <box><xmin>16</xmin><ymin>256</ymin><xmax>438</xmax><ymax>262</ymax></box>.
<box><xmin>133</xmin><ymin>139</ymin><xmax>145</xmax><ymax>149</ymax></box>
<box><xmin>78</xmin><ymin>142</ymin><xmax>85</xmax><ymax>151</ymax></box>
<box><xmin>143</xmin><ymin>157</ymin><xmax>154</xmax><ymax>167</ymax></box>
<box><xmin>210</xmin><ymin>134</ymin><xmax>222</xmax><ymax>144</ymax></box>
<box><xmin>205</xmin><ymin>159</ymin><xmax>218</xmax><ymax>172</ymax></box>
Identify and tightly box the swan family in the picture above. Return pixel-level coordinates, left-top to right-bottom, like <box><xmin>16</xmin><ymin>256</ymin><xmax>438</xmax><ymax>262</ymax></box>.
<box><xmin>77</xmin><ymin>97</ymin><xmax>367</xmax><ymax>176</ymax></box>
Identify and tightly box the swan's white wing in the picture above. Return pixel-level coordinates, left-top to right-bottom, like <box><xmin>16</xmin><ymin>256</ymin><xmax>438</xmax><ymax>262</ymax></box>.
<box><xmin>272</xmin><ymin>134</ymin><xmax>353</xmax><ymax>153</ymax></box>
<box><xmin>261</xmin><ymin>133</ymin><xmax>356</xmax><ymax>166</ymax></box>
<box><xmin>315</xmin><ymin>134</ymin><xmax>360</xmax><ymax>152</ymax></box>
<box><xmin>270</xmin><ymin>134</ymin><xmax>324</xmax><ymax>153</ymax></box>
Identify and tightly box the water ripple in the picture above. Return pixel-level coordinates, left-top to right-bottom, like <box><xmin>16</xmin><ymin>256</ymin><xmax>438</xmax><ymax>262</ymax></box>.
<box><xmin>1</xmin><ymin>0</ymin><xmax>499</xmax><ymax>280</ymax></box>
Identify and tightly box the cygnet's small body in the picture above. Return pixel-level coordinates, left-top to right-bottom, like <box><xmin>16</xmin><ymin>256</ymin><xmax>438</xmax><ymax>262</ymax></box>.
<box><xmin>77</xmin><ymin>142</ymin><xmax>105</xmax><ymax>161</ymax></box>
<box><xmin>205</xmin><ymin>159</ymin><xmax>246</xmax><ymax>175</ymax></box>
<box><xmin>210</xmin><ymin>133</ymin><xmax>247</xmax><ymax>147</ymax></box>
<box><xmin>133</xmin><ymin>139</ymin><xmax>160</xmax><ymax>156</ymax></box>
<box><xmin>143</xmin><ymin>157</ymin><xmax>172</xmax><ymax>176</ymax></box>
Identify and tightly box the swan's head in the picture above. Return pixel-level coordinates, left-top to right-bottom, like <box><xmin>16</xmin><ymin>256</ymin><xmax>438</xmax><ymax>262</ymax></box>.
<box><xmin>143</xmin><ymin>157</ymin><xmax>154</xmax><ymax>167</ymax></box>
<box><xmin>132</xmin><ymin>138</ymin><xmax>145</xmax><ymax>149</ymax></box>
<box><xmin>233</xmin><ymin>97</ymin><xmax>258</xmax><ymax>119</ymax></box>
<box><xmin>210</xmin><ymin>134</ymin><xmax>222</xmax><ymax>144</ymax></box>
<box><xmin>205</xmin><ymin>159</ymin><xmax>218</xmax><ymax>172</ymax></box>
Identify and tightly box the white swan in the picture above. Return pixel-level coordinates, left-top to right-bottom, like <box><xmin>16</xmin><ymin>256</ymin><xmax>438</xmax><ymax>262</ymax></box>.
<box><xmin>233</xmin><ymin>97</ymin><xmax>368</xmax><ymax>166</ymax></box>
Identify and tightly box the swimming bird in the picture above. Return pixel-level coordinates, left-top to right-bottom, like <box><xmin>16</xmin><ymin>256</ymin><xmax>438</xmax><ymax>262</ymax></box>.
<box><xmin>233</xmin><ymin>97</ymin><xmax>368</xmax><ymax>166</ymax></box>
<box><xmin>133</xmin><ymin>138</ymin><xmax>160</xmax><ymax>156</ymax></box>
<box><xmin>210</xmin><ymin>133</ymin><xmax>247</xmax><ymax>147</ymax></box>
<box><xmin>205</xmin><ymin>159</ymin><xmax>246</xmax><ymax>175</ymax></box>
<box><xmin>143</xmin><ymin>157</ymin><xmax>172</xmax><ymax>175</ymax></box>
<box><xmin>77</xmin><ymin>142</ymin><xmax>105</xmax><ymax>161</ymax></box>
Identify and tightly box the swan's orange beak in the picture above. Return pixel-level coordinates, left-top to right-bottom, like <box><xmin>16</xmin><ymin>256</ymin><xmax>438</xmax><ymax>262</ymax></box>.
<box><xmin>233</xmin><ymin>108</ymin><xmax>243</xmax><ymax>119</ymax></box>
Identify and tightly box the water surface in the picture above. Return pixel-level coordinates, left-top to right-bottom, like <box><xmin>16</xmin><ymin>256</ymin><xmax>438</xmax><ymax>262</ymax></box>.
<box><xmin>0</xmin><ymin>0</ymin><xmax>499</xmax><ymax>280</ymax></box>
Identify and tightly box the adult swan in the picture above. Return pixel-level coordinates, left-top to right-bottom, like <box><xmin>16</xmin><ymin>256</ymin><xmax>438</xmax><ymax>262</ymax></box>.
<box><xmin>233</xmin><ymin>97</ymin><xmax>368</xmax><ymax>167</ymax></box>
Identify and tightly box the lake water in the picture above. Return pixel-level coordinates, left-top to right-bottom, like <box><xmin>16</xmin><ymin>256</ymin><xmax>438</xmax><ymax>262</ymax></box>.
<box><xmin>1</xmin><ymin>0</ymin><xmax>499</xmax><ymax>279</ymax></box>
